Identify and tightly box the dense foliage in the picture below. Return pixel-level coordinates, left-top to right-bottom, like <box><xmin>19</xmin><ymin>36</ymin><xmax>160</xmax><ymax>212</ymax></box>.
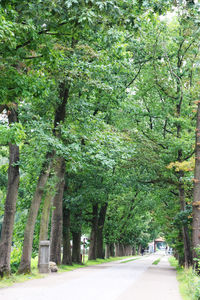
<box><xmin>0</xmin><ymin>0</ymin><xmax>200</xmax><ymax>276</ymax></box>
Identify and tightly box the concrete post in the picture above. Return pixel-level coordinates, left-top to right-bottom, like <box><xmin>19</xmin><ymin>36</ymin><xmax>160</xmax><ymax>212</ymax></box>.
<box><xmin>105</xmin><ymin>244</ymin><xmax>110</xmax><ymax>259</ymax></box>
<box><xmin>39</xmin><ymin>240</ymin><xmax>50</xmax><ymax>273</ymax></box>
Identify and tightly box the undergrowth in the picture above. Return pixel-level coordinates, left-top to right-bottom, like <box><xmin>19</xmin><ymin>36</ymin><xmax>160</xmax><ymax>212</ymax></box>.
<box><xmin>0</xmin><ymin>256</ymin><xmax>43</xmax><ymax>289</ymax></box>
<box><xmin>169</xmin><ymin>256</ymin><xmax>200</xmax><ymax>300</ymax></box>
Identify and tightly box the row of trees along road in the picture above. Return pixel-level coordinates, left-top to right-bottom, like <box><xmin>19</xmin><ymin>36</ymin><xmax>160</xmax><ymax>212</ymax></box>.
<box><xmin>0</xmin><ymin>0</ymin><xmax>200</xmax><ymax>276</ymax></box>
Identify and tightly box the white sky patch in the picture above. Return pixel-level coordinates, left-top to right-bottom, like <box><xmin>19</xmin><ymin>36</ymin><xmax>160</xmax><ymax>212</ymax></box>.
<box><xmin>159</xmin><ymin>7</ymin><xmax>178</xmax><ymax>22</ymax></box>
<box><xmin>126</xmin><ymin>88</ymin><xmax>136</xmax><ymax>95</ymax></box>
<box><xmin>0</xmin><ymin>110</ymin><xmax>8</xmax><ymax>124</ymax></box>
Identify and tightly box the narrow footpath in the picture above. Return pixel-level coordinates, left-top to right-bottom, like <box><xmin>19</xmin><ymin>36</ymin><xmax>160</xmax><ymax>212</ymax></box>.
<box><xmin>0</xmin><ymin>254</ymin><xmax>182</xmax><ymax>300</ymax></box>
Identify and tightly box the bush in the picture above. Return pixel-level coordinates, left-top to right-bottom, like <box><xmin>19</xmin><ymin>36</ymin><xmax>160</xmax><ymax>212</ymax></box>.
<box><xmin>183</xmin><ymin>268</ymin><xmax>200</xmax><ymax>300</ymax></box>
<box><xmin>10</xmin><ymin>246</ymin><xmax>22</xmax><ymax>273</ymax></box>
<box><xmin>191</xmin><ymin>275</ymin><xmax>200</xmax><ymax>300</ymax></box>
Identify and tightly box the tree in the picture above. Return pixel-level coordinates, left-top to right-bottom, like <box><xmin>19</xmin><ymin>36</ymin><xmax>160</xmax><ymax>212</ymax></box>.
<box><xmin>0</xmin><ymin>105</ymin><xmax>20</xmax><ymax>276</ymax></box>
<box><xmin>193</xmin><ymin>100</ymin><xmax>200</xmax><ymax>265</ymax></box>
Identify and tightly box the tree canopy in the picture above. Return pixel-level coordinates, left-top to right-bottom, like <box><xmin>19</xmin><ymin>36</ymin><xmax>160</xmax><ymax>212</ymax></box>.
<box><xmin>0</xmin><ymin>0</ymin><xmax>200</xmax><ymax>276</ymax></box>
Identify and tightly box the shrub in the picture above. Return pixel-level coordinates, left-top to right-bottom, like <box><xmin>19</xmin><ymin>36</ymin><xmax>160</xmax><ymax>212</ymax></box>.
<box><xmin>10</xmin><ymin>246</ymin><xmax>22</xmax><ymax>273</ymax></box>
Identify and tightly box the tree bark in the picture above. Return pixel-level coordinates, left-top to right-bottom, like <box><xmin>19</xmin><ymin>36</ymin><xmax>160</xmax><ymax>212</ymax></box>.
<box><xmin>97</xmin><ymin>203</ymin><xmax>108</xmax><ymax>259</ymax></box>
<box><xmin>88</xmin><ymin>204</ymin><xmax>98</xmax><ymax>260</ymax></box>
<box><xmin>19</xmin><ymin>82</ymin><xmax>69</xmax><ymax>273</ymax></box>
<box><xmin>72</xmin><ymin>231</ymin><xmax>81</xmax><ymax>264</ymax></box>
<box><xmin>138</xmin><ymin>244</ymin><xmax>142</xmax><ymax>255</ymax></box>
<box><xmin>62</xmin><ymin>207</ymin><xmax>72</xmax><ymax>265</ymax></box>
<box><xmin>18</xmin><ymin>156</ymin><xmax>52</xmax><ymax>274</ymax></box>
<box><xmin>0</xmin><ymin>106</ymin><xmax>19</xmax><ymax>277</ymax></box>
<box><xmin>179</xmin><ymin>183</ymin><xmax>192</xmax><ymax>267</ymax></box>
<box><xmin>50</xmin><ymin>158</ymin><xmax>65</xmax><ymax>265</ymax></box>
<box><xmin>124</xmin><ymin>245</ymin><xmax>131</xmax><ymax>256</ymax></box>
<box><xmin>38</xmin><ymin>185</ymin><xmax>55</xmax><ymax>267</ymax></box>
<box><xmin>115</xmin><ymin>243</ymin><xmax>120</xmax><ymax>256</ymax></box>
<box><xmin>50</xmin><ymin>83</ymin><xmax>69</xmax><ymax>265</ymax></box>
<box><xmin>110</xmin><ymin>243</ymin><xmax>115</xmax><ymax>257</ymax></box>
<box><xmin>119</xmin><ymin>243</ymin><xmax>125</xmax><ymax>256</ymax></box>
<box><xmin>39</xmin><ymin>188</ymin><xmax>54</xmax><ymax>242</ymax></box>
<box><xmin>193</xmin><ymin>101</ymin><xmax>200</xmax><ymax>266</ymax></box>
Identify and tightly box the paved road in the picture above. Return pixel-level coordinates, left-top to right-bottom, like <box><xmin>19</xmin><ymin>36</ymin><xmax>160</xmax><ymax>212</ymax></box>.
<box><xmin>0</xmin><ymin>254</ymin><xmax>182</xmax><ymax>300</ymax></box>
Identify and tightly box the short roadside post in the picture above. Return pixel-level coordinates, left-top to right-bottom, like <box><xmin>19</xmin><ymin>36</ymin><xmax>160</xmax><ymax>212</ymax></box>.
<box><xmin>39</xmin><ymin>240</ymin><xmax>50</xmax><ymax>273</ymax></box>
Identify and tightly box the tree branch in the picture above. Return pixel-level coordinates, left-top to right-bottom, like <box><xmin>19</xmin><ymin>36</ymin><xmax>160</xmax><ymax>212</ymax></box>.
<box><xmin>183</xmin><ymin>150</ymin><xmax>195</xmax><ymax>161</ymax></box>
<box><xmin>125</xmin><ymin>64</ymin><xmax>142</xmax><ymax>88</ymax></box>
<box><xmin>22</xmin><ymin>55</ymin><xmax>43</xmax><ymax>60</ymax></box>
<box><xmin>139</xmin><ymin>177</ymin><xmax>179</xmax><ymax>186</ymax></box>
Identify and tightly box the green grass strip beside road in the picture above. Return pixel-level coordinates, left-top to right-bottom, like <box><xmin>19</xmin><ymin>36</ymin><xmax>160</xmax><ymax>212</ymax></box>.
<box><xmin>169</xmin><ymin>256</ymin><xmax>200</xmax><ymax>300</ymax></box>
<box><xmin>58</xmin><ymin>256</ymin><xmax>137</xmax><ymax>272</ymax></box>
<box><xmin>152</xmin><ymin>258</ymin><xmax>161</xmax><ymax>265</ymax></box>
<box><xmin>0</xmin><ymin>256</ymin><xmax>137</xmax><ymax>289</ymax></box>
<box><xmin>0</xmin><ymin>257</ymin><xmax>43</xmax><ymax>289</ymax></box>
<box><xmin>120</xmin><ymin>257</ymin><xmax>140</xmax><ymax>264</ymax></box>
<box><xmin>0</xmin><ymin>271</ymin><xmax>44</xmax><ymax>289</ymax></box>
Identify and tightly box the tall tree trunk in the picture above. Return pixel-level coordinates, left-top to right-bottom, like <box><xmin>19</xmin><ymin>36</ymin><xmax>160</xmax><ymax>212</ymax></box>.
<box><xmin>110</xmin><ymin>243</ymin><xmax>115</xmax><ymax>257</ymax></box>
<box><xmin>88</xmin><ymin>204</ymin><xmax>98</xmax><ymax>260</ymax></box>
<box><xmin>119</xmin><ymin>243</ymin><xmax>124</xmax><ymax>256</ymax></box>
<box><xmin>193</xmin><ymin>101</ymin><xmax>200</xmax><ymax>266</ymax></box>
<box><xmin>18</xmin><ymin>156</ymin><xmax>52</xmax><ymax>274</ymax></box>
<box><xmin>39</xmin><ymin>187</ymin><xmax>54</xmax><ymax>242</ymax></box>
<box><xmin>97</xmin><ymin>203</ymin><xmax>108</xmax><ymax>259</ymax></box>
<box><xmin>62</xmin><ymin>207</ymin><xmax>72</xmax><ymax>265</ymax></box>
<box><xmin>72</xmin><ymin>231</ymin><xmax>81</xmax><ymax>264</ymax></box>
<box><xmin>179</xmin><ymin>183</ymin><xmax>192</xmax><ymax>267</ymax></box>
<box><xmin>0</xmin><ymin>106</ymin><xmax>19</xmax><ymax>277</ymax></box>
<box><xmin>38</xmin><ymin>185</ymin><xmax>55</xmax><ymax>267</ymax></box>
<box><xmin>174</xmin><ymin>38</ymin><xmax>193</xmax><ymax>267</ymax></box>
<box><xmin>50</xmin><ymin>158</ymin><xmax>65</xmax><ymax>265</ymax></box>
<box><xmin>105</xmin><ymin>244</ymin><xmax>110</xmax><ymax>258</ymax></box>
<box><xmin>50</xmin><ymin>83</ymin><xmax>69</xmax><ymax>265</ymax></box>
<box><xmin>115</xmin><ymin>243</ymin><xmax>120</xmax><ymax>257</ymax></box>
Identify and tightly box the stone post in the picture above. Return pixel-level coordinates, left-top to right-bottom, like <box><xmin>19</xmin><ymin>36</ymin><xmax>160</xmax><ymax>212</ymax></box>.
<box><xmin>39</xmin><ymin>240</ymin><xmax>50</xmax><ymax>273</ymax></box>
<box><xmin>105</xmin><ymin>244</ymin><xmax>110</xmax><ymax>259</ymax></box>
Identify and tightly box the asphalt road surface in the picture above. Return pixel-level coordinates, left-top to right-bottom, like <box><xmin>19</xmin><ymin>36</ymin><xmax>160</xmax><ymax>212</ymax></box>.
<box><xmin>0</xmin><ymin>254</ymin><xmax>182</xmax><ymax>300</ymax></box>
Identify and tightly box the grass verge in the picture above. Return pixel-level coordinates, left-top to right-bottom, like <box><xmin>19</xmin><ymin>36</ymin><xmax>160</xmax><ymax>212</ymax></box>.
<box><xmin>120</xmin><ymin>257</ymin><xmax>140</xmax><ymax>264</ymax></box>
<box><xmin>59</xmin><ymin>256</ymin><xmax>137</xmax><ymax>272</ymax></box>
<box><xmin>152</xmin><ymin>258</ymin><xmax>161</xmax><ymax>265</ymax></box>
<box><xmin>0</xmin><ymin>257</ymin><xmax>44</xmax><ymax>289</ymax></box>
<box><xmin>169</xmin><ymin>256</ymin><xmax>200</xmax><ymax>300</ymax></box>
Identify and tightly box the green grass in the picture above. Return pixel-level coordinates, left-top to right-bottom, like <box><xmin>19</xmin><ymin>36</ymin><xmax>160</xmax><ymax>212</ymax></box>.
<box><xmin>168</xmin><ymin>256</ymin><xmax>179</xmax><ymax>268</ymax></box>
<box><xmin>169</xmin><ymin>256</ymin><xmax>200</xmax><ymax>300</ymax></box>
<box><xmin>0</xmin><ymin>257</ymin><xmax>44</xmax><ymax>289</ymax></box>
<box><xmin>152</xmin><ymin>258</ymin><xmax>161</xmax><ymax>265</ymax></box>
<box><xmin>120</xmin><ymin>257</ymin><xmax>140</xmax><ymax>263</ymax></box>
<box><xmin>59</xmin><ymin>256</ymin><xmax>137</xmax><ymax>272</ymax></box>
<box><xmin>0</xmin><ymin>272</ymin><xmax>44</xmax><ymax>289</ymax></box>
